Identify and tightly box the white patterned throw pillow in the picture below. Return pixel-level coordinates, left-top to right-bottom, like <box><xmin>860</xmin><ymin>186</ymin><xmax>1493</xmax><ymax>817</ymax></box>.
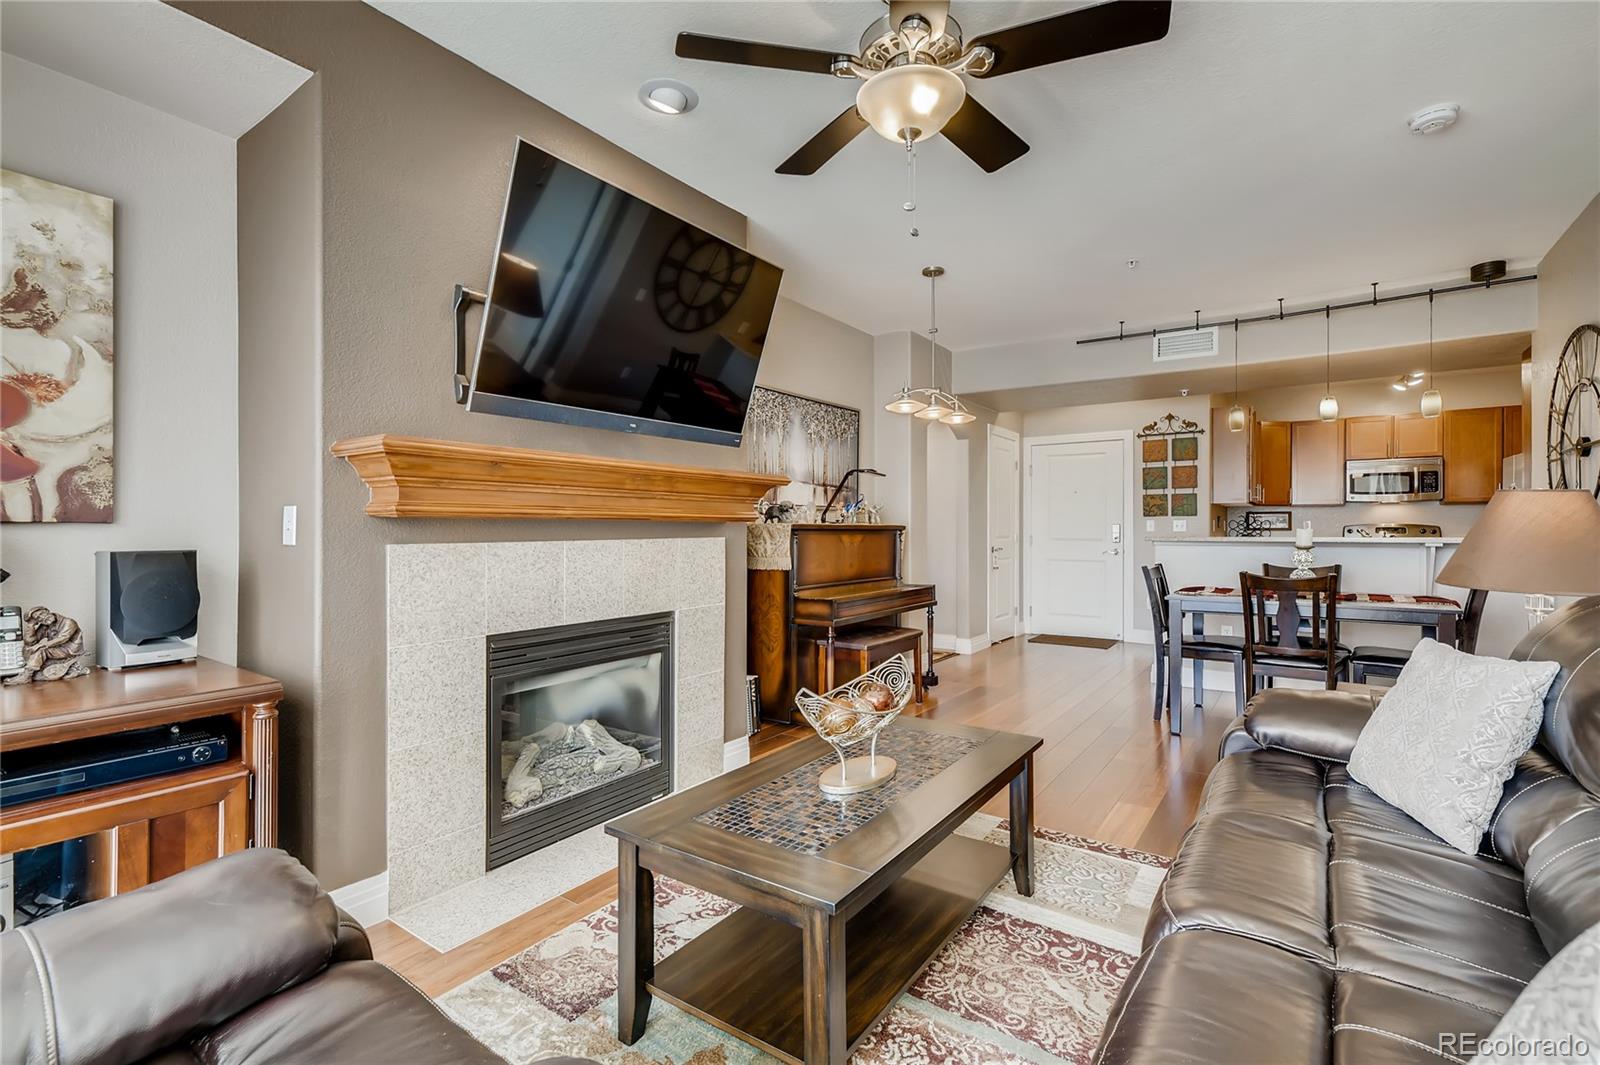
<box><xmin>1348</xmin><ymin>639</ymin><xmax>1560</xmax><ymax>855</ymax></box>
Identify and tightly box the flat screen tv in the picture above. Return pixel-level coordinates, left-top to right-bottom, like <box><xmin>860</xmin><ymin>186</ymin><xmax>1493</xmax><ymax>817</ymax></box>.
<box><xmin>467</xmin><ymin>138</ymin><xmax>784</xmax><ymax>446</ymax></box>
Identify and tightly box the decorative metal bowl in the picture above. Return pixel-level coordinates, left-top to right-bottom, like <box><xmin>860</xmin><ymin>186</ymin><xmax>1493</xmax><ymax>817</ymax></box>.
<box><xmin>795</xmin><ymin>653</ymin><xmax>914</xmax><ymax>797</ymax></box>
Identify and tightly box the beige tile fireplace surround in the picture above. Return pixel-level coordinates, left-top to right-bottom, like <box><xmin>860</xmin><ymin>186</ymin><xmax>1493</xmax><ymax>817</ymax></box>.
<box><xmin>385</xmin><ymin>537</ymin><xmax>727</xmax><ymax>950</ymax></box>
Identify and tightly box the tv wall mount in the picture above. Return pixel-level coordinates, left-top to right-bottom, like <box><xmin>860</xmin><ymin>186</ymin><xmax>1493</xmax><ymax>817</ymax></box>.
<box><xmin>452</xmin><ymin>283</ymin><xmax>486</xmax><ymax>405</ymax></box>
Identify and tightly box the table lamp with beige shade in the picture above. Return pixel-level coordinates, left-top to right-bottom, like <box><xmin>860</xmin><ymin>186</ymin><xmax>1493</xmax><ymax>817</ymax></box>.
<box><xmin>1437</xmin><ymin>490</ymin><xmax>1600</xmax><ymax>627</ymax></box>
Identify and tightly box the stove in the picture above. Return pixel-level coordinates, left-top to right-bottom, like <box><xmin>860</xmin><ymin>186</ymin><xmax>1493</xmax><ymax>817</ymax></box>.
<box><xmin>1342</xmin><ymin>523</ymin><xmax>1443</xmax><ymax>538</ymax></box>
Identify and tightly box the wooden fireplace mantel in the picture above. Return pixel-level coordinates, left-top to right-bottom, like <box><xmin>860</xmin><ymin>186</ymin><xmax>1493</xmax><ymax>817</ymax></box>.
<box><xmin>330</xmin><ymin>434</ymin><xmax>786</xmax><ymax>522</ymax></box>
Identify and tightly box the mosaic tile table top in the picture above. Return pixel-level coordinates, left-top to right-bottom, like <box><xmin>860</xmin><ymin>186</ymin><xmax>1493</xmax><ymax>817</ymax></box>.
<box><xmin>693</xmin><ymin>725</ymin><xmax>981</xmax><ymax>853</ymax></box>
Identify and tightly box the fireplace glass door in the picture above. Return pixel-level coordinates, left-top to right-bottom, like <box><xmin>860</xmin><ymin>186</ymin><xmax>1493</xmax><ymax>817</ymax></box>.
<box><xmin>486</xmin><ymin>614</ymin><xmax>672</xmax><ymax>868</ymax></box>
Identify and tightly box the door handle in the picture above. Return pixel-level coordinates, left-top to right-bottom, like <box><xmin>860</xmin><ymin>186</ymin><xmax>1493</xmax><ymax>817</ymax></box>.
<box><xmin>1103</xmin><ymin>547</ymin><xmax>1121</xmax><ymax>556</ymax></box>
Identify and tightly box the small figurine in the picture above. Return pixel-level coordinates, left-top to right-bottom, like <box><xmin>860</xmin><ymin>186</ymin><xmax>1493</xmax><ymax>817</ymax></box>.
<box><xmin>3</xmin><ymin>606</ymin><xmax>92</xmax><ymax>685</ymax></box>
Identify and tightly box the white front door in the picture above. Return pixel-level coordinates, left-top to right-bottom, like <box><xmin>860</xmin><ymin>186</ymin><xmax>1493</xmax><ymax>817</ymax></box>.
<box><xmin>1027</xmin><ymin>438</ymin><xmax>1125</xmax><ymax>639</ymax></box>
<box><xmin>988</xmin><ymin>426</ymin><xmax>1020</xmax><ymax>640</ymax></box>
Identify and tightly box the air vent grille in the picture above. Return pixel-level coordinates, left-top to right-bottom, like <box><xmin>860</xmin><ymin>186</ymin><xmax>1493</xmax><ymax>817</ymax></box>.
<box><xmin>1153</xmin><ymin>327</ymin><xmax>1219</xmax><ymax>362</ymax></box>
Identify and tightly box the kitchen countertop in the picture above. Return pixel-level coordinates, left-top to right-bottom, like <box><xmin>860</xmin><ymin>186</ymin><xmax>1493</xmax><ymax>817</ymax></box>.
<box><xmin>1150</xmin><ymin>536</ymin><xmax>1465</xmax><ymax>545</ymax></box>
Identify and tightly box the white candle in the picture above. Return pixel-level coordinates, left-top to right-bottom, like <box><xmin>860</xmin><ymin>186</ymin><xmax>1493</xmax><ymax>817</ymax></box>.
<box><xmin>1295</xmin><ymin>523</ymin><xmax>1314</xmax><ymax>549</ymax></box>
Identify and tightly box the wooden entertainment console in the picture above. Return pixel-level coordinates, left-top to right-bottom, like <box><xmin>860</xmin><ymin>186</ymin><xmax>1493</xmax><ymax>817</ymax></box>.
<box><xmin>0</xmin><ymin>659</ymin><xmax>282</xmax><ymax>910</ymax></box>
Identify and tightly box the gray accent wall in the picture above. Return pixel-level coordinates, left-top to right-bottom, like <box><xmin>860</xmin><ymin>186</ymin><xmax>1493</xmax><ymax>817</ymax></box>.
<box><xmin>185</xmin><ymin>1</ymin><xmax>873</xmax><ymax>890</ymax></box>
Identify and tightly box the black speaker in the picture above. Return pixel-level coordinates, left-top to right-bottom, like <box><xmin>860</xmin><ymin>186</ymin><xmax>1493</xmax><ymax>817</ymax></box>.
<box><xmin>95</xmin><ymin>551</ymin><xmax>200</xmax><ymax>669</ymax></box>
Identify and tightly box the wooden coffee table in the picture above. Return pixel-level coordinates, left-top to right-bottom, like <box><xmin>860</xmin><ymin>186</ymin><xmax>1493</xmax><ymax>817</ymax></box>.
<box><xmin>605</xmin><ymin>716</ymin><xmax>1041</xmax><ymax>1064</ymax></box>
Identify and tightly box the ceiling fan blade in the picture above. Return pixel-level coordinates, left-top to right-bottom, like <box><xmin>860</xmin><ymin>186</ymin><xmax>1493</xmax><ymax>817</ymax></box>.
<box><xmin>969</xmin><ymin>0</ymin><xmax>1173</xmax><ymax>78</ymax></box>
<box><xmin>941</xmin><ymin>95</ymin><xmax>1030</xmax><ymax>173</ymax></box>
<box><xmin>776</xmin><ymin>106</ymin><xmax>870</xmax><ymax>175</ymax></box>
<box><xmin>675</xmin><ymin>32</ymin><xmax>844</xmax><ymax>75</ymax></box>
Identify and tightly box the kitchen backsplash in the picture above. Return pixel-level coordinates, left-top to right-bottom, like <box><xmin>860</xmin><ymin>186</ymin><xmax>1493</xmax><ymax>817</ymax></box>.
<box><xmin>1224</xmin><ymin>501</ymin><xmax>1486</xmax><ymax>537</ymax></box>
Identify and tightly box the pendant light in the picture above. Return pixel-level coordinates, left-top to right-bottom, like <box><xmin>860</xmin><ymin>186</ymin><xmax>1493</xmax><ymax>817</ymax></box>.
<box><xmin>1318</xmin><ymin>305</ymin><xmax>1339</xmax><ymax>422</ymax></box>
<box><xmin>883</xmin><ymin>267</ymin><xmax>974</xmax><ymax>424</ymax></box>
<box><xmin>1420</xmin><ymin>288</ymin><xmax>1443</xmax><ymax>419</ymax></box>
<box><xmin>914</xmin><ymin>267</ymin><xmax>952</xmax><ymax>420</ymax></box>
<box><xmin>1227</xmin><ymin>318</ymin><xmax>1246</xmax><ymax>432</ymax></box>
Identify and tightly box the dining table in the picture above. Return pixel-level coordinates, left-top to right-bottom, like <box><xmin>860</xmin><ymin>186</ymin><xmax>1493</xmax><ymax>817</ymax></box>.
<box><xmin>1163</xmin><ymin>586</ymin><xmax>1464</xmax><ymax>735</ymax></box>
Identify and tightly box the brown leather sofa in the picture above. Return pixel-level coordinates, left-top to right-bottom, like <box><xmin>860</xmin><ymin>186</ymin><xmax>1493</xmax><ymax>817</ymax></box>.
<box><xmin>1094</xmin><ymin>596</ymin><xmax>1600</xmax><ymax>1065</ymax></box>
<box><xmin>0</xmin><ymin>848</ymin><xmax>594</xmax><ymax>1065</ymax></box>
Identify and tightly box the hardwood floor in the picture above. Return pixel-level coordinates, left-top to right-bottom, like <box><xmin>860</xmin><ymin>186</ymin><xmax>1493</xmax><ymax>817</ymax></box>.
<box><xmin>369</xmin><ymin>636</ymin><xmax>1232</xmax><ymax>996</ymax></box>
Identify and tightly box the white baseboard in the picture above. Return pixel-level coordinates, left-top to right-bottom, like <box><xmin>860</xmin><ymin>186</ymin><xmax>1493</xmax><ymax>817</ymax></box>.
<box><xmin>723</xmin><ymin>737</ymin><xmax>750</xmax><ymax>771</ymax></box>
<box><xmin>329</xmin><ymin>870</ymin><xmax>389</xmax><ymax>927</ymax></box>
<box><xmin>1150</xmin><ymin>659</ymin><xmax>1240</xmax><ymax>693</ymax></box>
<box><xmin>933</xmin><ymin>633</ymin><xmax>992</xmax><ymax>655</ymax></box>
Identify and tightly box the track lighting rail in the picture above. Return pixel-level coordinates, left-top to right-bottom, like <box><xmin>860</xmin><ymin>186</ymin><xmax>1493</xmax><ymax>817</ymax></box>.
<box><xmin>1075</xmin><ymin>272</ymin><xmax>1537</xmax><ymax>346</ymax></box>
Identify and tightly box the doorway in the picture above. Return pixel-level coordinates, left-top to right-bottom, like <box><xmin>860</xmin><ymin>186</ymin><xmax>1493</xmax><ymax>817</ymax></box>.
<box><xmin>988</xmin><ymin>425</ymin><xmax>1021</xmax><ymax>642</ymax></box>
<box><xmin>1023</xmin><ymin>434</ymin><xmax>1128</xmax><ymax>640</ymax></box>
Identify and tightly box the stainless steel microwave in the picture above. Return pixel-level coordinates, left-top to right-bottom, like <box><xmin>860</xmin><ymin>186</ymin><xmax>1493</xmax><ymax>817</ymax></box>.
<box><xmin>1345</xmin><ymin>458</ymin><xmax>1444</xmax><ymax>502</ymax></box>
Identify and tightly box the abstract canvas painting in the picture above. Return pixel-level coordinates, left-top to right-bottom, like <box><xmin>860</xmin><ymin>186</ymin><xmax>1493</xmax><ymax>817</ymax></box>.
<box><xmin>745</xmin><ymin>386</ymin><xmax>859</xmax><ymax>505</ymax></box>
<box><xmin>1</xmin><ymin>169</ymin><xmax>114</xmax><ymax>523</ymax></box>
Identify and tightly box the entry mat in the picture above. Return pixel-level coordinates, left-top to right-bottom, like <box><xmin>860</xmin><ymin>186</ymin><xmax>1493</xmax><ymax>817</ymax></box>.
<box><xmin>1029</xmin><ymin>634</ymin><xmax>1121</xmax><ymax>650</ymax></box>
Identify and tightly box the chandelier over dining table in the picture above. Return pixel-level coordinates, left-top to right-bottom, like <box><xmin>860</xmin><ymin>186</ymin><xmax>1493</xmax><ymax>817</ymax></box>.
<box><xmin>884</xmin><ymin>266</ymin><xmax>975</xmax><ymax>425</ymax></box>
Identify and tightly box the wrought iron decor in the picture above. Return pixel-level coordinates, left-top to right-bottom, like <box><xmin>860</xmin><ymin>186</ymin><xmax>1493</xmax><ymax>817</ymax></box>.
<box><xmin>1546</xmin><ymin>323</ymin><xmax>1599</xmax><ymax>497</ymax></box>
<box><xmin>1137</xmin><ymin>413</ymin><xmax>1204</xmax><ymax>518</ymax></box>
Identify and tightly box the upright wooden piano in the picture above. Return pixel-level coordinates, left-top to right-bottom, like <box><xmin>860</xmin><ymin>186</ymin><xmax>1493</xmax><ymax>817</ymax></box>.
<box><xmin>747</xmin><ymin>524</ymin><xmax>937</xmax><ymax>723</ymax></box>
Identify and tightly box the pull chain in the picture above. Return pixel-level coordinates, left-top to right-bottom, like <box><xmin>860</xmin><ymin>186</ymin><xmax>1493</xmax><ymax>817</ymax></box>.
<box><xmin>903</xmin><ymin>132</ymin><xmax>919</xmax><ymax>235</ymax></box>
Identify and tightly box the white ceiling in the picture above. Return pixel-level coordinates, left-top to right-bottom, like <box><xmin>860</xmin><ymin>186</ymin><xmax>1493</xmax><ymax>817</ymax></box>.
<box><xmin>376</xmin><ymin>1</ymin><xmax>1598</xmax><ymax>353</ymax></box>
<box><xmin>0</xmin><ymin>1</ymin><xmax>309</xmax><ymax>138</ymax></box>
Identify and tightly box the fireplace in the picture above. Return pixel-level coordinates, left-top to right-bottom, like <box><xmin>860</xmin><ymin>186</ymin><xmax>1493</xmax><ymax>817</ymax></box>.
<box><xmin>486</xmin><ymin>613</ymin><xmax>673</xmax><ymax>869</ymax></box>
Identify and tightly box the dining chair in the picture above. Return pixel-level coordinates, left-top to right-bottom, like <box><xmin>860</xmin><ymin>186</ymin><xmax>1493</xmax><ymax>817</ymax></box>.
<box><xmin>1350</xmin><ymin>588</ymin><xmax>1488</xmax><ymax>683</ymax></box>
<box><xmin>1261</xmin><ymin>563</ymin><xmax>1352</xmax><ymax>654</ymax></box>
<box><xmin>1239</xmin><ymin>570</ymin><xmax>1352</xmax><ymax>700</ymax></box>
<box><xmin>1142</xmin><ymin>563</ymin><xmax>1247</xmax><ymax>719</ymax></box>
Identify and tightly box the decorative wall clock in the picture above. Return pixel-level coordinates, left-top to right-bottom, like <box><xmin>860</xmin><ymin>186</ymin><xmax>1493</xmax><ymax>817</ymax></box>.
<box><xmin>1547</xmin><ymin>323</ymin><xmax>1600</xmax><ymax>497</ymax></box>
<box><xmin>654</xmin><ymin>225</ymin><xmax>754</xmax><ymax>333</ymax></box>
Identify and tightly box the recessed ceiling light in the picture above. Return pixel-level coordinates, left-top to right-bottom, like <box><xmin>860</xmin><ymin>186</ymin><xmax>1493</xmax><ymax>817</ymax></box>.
<box><xmin>1407</xmin><ymin>103</ymin><xmax>1460</xmax><ymax>135</ymax></box>
<box><xmin>638</xmin><ymin>78</ymin><xmax>698</xmax><ymax>116</ymax></box>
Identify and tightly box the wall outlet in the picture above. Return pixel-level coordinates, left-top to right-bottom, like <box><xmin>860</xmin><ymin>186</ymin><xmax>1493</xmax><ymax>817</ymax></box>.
<box><xmin>1145</xmin><ymin>519</ymin><xmax>1156</xmax><ymax>532</ymax></box>
<box><xmin>1172</xmin><ymin>519</ymin><xmax>1188</xmax><ymax>532</ymax></box>
<box><xmin>281</xmin><ymin>505</ymin><xmax>298</xmax><ymax>547</ymax></box>
<box><xmin>1221</xmin><ymin>624</ymin><xmax>1234</xmax><ymax>636</ymax></box>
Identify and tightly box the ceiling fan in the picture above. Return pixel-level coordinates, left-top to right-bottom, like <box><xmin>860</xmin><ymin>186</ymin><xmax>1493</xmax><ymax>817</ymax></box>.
<box><xmin>674</xmin><ymin>0</ymin><xmax>1173</xmax><ymax>175</ymax></box>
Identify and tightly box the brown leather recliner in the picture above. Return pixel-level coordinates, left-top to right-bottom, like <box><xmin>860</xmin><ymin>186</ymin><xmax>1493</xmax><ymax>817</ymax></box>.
<box><xmin>1093</xmin><ymin>596</ymin><xmax>1600</xmax><ymax>1065</ymax></box>
<box><xmin>0</xmin><ymin>848</ymin><xmax>594</xmax><ymax>1065</ymax></box>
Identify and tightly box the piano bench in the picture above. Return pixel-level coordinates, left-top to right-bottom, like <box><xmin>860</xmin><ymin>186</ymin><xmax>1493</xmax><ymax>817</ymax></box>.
<box><xmin>816</xmin><ymin>626</ymin><xmax>924</xmax><ymax>704</ymax></box>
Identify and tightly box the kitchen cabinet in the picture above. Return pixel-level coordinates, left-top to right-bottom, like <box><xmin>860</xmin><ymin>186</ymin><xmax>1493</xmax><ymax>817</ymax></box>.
<box><xmin>1346</xmin><ymin>413</ymin><xmax>1442</xmax><ymax>459</ymax></box>
<box><xmin>1442</xmin><ymin>406</ymin><xmax>1503</xmax><ymax>503</ymax></box>
<box><xmin>1501</xmin><ymin>404</ymin><xmax>1523</xmax><ymax>459</ymax></box>
<box><xmin>1257</xmin><ymin>421</ymin><xmax>1293</xmax><ymax>506</ymax></box>
<box><xmin>1392</xmin><ymin>413</ymin><xmax>1443</xmax><ymax>457</ymax></box>
<box><xmin>1345</xmin><ymin>416</ymin><xmax>1393</xmax><ymax>461</ymax></box>
<box><xmin>1291</xmin><ymin>419</ymin><xmax>1345</xmax><ymax>505</ymax></box>
<box><xmin>1211</xmin><ymin>405</ymin><xmax>1257</xmax><ymax>505</ymax></box>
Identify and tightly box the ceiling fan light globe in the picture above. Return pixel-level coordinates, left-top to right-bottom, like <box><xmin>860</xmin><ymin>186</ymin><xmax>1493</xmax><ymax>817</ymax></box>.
<box><xmin>856</xmin><ymin>64</ymin><xmax>966</xmax><ymax>143</ymax></box>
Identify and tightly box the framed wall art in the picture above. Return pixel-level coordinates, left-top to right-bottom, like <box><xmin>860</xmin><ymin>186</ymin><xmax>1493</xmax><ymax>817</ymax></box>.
<box><xmin>745</xmin><ymin>386</ymin><xmax>860</xmax><ymax>506</ymax></box>
<box><xmin>1</xmin><ymin>170</ymin><xmax>115</xmax><ymax>523</ymax></box>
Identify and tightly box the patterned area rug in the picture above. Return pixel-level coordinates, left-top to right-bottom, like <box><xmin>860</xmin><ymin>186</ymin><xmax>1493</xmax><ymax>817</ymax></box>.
<box><xmin>438</xmin><ymin>813</ymin><xmax>1168</xmax><ymax>1064</ymax></box>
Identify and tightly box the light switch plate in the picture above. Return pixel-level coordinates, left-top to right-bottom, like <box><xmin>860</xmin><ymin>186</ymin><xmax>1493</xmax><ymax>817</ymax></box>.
<box><xmin>281</xmin><ymin>505</ymin><xmax>297</xmax><ymax>546</ymax></box>
<box><xmin>1145</xmin><ymin>519</ymin><xmax>1156</xmax><ymax>532</ymax></box>
<box><xmin>1172</xmin><ymin>519</ymin><xmax>1188</xmax><ymax>532</ymax></box>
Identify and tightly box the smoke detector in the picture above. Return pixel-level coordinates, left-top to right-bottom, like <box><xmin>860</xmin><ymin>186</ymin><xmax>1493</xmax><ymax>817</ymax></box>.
<box><xmin>1407</xmin><ymin>103</ymin><xmax>1460</xmax><ymax>135</ymax></box>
